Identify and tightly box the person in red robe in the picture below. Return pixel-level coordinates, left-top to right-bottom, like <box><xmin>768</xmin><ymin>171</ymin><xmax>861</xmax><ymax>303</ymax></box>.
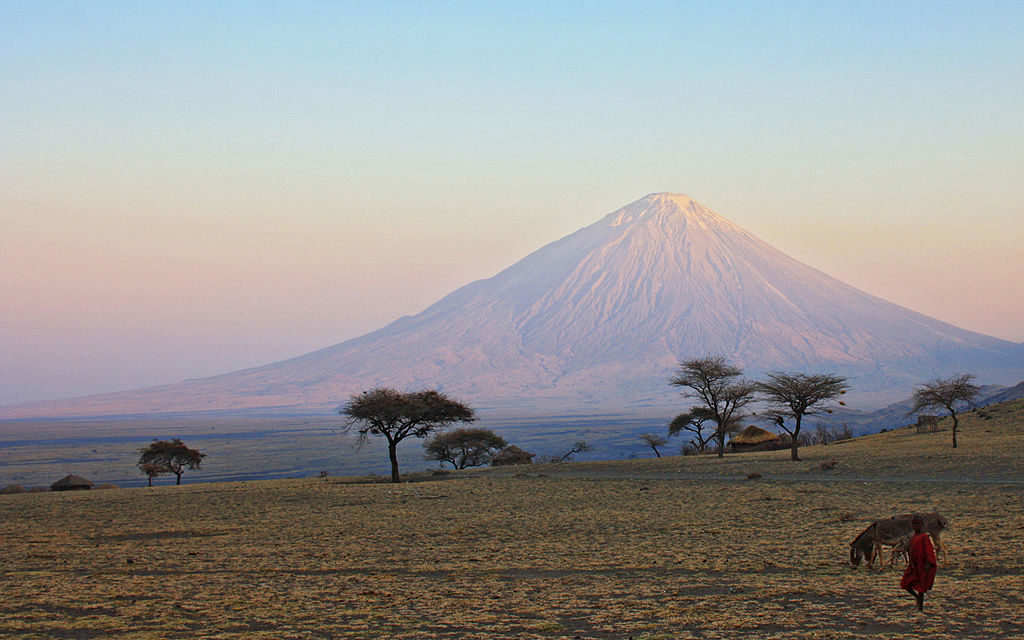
<box><xmin>901</xmin><ymin>515</ymin><xmax>938</xmax><ymax>611</ymax></box>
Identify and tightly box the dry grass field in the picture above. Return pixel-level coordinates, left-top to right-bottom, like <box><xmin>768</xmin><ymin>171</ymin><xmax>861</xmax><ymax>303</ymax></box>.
<box><xmin>2</xmin><ymin>400</ymin><xmax>1022</xmax><ymax>639</ymax></box>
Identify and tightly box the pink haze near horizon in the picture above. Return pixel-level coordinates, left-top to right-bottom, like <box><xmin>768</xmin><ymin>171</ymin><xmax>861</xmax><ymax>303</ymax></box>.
<box><xmin>2</xmin><ymin>2</ymin><xmax>1022</xmax><ymax>405</ymax></box>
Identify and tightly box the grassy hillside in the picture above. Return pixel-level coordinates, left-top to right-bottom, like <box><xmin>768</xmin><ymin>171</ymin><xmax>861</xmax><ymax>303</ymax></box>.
<box><xmin>1</xmin><ymin>399</ymin><xmax>1022</xmax><ymax>639</ymax></box>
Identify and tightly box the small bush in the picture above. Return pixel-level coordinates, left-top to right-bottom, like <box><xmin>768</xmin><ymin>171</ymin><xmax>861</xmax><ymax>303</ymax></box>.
<box><xmin>805</xmin><ymin>423</ymin><xmax>855</xmax><ymax>446</ymax></box>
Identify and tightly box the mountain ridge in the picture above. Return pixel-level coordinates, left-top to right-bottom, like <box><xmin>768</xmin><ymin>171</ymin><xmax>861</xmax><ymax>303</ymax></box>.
<box><xmin>4</xmin><ymin>193</ymin><xmax>1021</xmax><ymax>419</ymax></box>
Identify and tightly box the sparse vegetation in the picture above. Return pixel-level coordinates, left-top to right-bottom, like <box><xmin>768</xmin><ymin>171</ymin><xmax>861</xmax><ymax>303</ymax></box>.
<box><xmin>910</xmin><ymin>373</ymin><xmax>981</xmax><ymax>448</ymax></box>
<box><xmin>757</xmin><ymin>371</ymin><xmax>849</xmax><ymax>461</ymax></box>
<box><xmin>667</xmin><ymin>410</ymin><xmax>715</xmax><ymax>454</ymax></box>
<box><xmin>2</xmin><ymin>398</ymin><xmax>1023</xmax><ymax>639</ymax></box>
<box><xmin>559</xmin><ymin>440</ymin><xmax>594</xmax><ymax>462</ymax></box>
<box><xmin>423</xmin><ymin>427</ymin><xmax>507</xmax><ymax>469</ymax></box>
<box><xmin>670</xmin><ymin>356</ymin><xmax>758</xmax><ymax>458</ymax></box>
<box><xmin>340</xmin><ymin>388</ymin><xmax>476</xmax><ymax>482</ymax></box>
<box><xmin>639</xmin><ymin>433</ymin><xmax>667</xmax><ymax>458</ymax></box>
<box><xmin>543</xmin><ymin>440</ymin><xmax>594</xmax><ymax>463</ymax></box>
<box><xmin>799</xmin><ymin>422</ymin><xmax>854</xmax><ymax>446</ymax></box>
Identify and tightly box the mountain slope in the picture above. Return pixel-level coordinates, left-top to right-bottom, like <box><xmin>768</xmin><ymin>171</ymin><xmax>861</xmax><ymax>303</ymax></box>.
<box><xmin>5</xmin><ymin>193</ymin><xmax>1021</xmax><ymax>418</ymax></box>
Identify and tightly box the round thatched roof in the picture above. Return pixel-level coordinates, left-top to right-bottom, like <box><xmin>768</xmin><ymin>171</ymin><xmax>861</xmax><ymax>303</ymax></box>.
<box><xmin>491</xmin><ymin>445</ymin><xmax>536</xmax><ymax>465</ymax></box>
<box><xmin>731</xmin><ymin>425</ymin><xmax>781</xmax><ymax>445</ymax></box>
<box><xmin>0</xmin><ymin>484</ymin><xmax>26</xmax><ymax>494</ymax></box>
<box><xmin>50</xmin><ymin>474</ymin><xmax>94</xmax><ymax>490</ymax></box>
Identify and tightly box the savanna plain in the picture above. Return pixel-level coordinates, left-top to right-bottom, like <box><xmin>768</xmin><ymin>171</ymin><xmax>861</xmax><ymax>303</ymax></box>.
<box><xmin>2</xmin><ymin>401</ymin><xmax>1023</xmax><ymax>639</ymax></box>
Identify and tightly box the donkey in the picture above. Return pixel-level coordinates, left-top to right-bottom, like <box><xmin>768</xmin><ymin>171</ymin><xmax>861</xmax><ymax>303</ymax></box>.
<box><xmin>849</xmin><ymin>521</ymin><xmax>898</xmax><ymax>570</ymax></box>
<box><xmin>893</xmin><ymin>512</ymin><xmax>948</xmax><ymax>565</ymax></box>
<box><xmin>880</xmin><ymin>536</ymin><xmax>910</xmax><ymax>570</ymax></box>
<box><xmin>849</xmin><ymin>512</ymin><xmax>948</xmax><ymax>569</ymax></box>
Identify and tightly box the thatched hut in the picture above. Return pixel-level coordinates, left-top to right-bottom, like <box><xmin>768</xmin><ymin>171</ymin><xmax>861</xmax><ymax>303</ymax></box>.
<box><xmin>491</xmin><ymin>445</ymin><xmax>536</xmax><ymax>466</ymax></box>
<box><xmin>50</xmin><ymin>474</ymin><xmax>94</xmax><ymax>491</ymax></box>
<box><xmin>0</xmin><ymin>484</ymin><xmax>27</xmax><ymax>495</ymax></box>
<box><xmin>730</xmin><ymin>426</ymin><xmax>783</xmax><ymax>453</ymax></box>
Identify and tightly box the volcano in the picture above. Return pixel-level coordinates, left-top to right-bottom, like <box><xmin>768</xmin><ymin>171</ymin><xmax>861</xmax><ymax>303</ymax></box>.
<box><xmin>6</xmin><ymin>193</ymin><xmax>1022</xmax><ymax>418</ymax></box>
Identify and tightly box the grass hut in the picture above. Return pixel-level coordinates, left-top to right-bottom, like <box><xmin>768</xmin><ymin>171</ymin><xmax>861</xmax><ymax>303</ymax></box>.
<box><xmin>491</xmin><ymin>445</ymin><xmax>536</xmax><ymax>466</ymax></box>
<box><xmin>1</xmin><ymin>484</ymin><xmax>27</xmax><ymax>495</ymax></box>
<box><xmin>730</xmin><ymin>426</ymin><xmax>783</xmax><ymax>453</ymax></box>
<box><xmin>50</xmin><ymin>474</ymin><xmax>94</xmax><ymax>491</ymax></box>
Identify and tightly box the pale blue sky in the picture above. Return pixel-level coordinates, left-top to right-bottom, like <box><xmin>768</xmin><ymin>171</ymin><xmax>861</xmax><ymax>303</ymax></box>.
<box><xmin>2</xmin><ymin>1</ymin><xmax>1022</xmax><ymax>404</ymax></box>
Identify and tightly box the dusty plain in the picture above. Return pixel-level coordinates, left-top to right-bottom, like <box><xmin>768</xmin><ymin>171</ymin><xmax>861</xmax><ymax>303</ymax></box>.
<box><xmin>2</xmin><ymin>400</ymin><xmax>1022</xmax><ymax>639</ymax></box>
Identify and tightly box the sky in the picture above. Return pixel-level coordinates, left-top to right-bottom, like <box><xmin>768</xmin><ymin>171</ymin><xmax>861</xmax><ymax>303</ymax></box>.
<box><xmin>2</xmin><ymin>1</ymin><xmax>1022</xmax><ymax>406</ymax></box>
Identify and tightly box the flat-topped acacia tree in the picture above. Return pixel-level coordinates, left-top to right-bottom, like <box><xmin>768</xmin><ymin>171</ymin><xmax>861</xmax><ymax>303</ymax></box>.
<box><xmin>757</xmin><ymin>371</ymin><xmax>850</xmax><ymax>461</ymax></box>
<box><xmin>138</xmin><ymin>438</ymin><xmax>205</xmax><ymax>485</ymax></box>
<box><xmin>139</xmin><ymin>461</ymin><xmax>168</xmax><ymax>486</ymax></box>
<box><xmin>671</xmin><ymin>356</ymin><xmax>758</xmax><ymax>458</ymax></box>
<box><xmin>424</xmin><ymin>427</ymin><xmax>507</xmax><ymax>470</ymax></box>
<box><xmin>667</xmin><ymin>408</ymin><xmax>716</xmax><ymax>454</ymax></box>
<box><xmin>340</xmin><ymin>388</ymin><xmax>475</xmax><ymax>483</ymax></box>
<box><xmin>640</xmin><ymin>433</ymin><xmax>668</xmax><ymax>458</ymax></box>
<box><xmin>910</xmin><ymin>373</ymin><xmax>980</xmax><ymax>448</ymax></box>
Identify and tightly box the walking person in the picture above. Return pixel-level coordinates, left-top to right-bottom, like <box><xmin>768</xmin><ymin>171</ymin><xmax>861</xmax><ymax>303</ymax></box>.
<box><xmin>901</xmin><ymin>515</ymin><xmax>937</xmax><ymax>612</ymax></box>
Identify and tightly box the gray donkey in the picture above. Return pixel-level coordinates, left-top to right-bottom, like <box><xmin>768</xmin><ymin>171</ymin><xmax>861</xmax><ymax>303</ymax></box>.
<box><xmin>849</xmin><ymin>512</ymin><xmax>948</xmax><ymax>569</ymax></box>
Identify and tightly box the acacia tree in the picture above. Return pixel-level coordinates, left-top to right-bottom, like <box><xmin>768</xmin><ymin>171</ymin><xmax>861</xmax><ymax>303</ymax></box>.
<box><xmin>557</xmin><ymin>440</ymin><xmax>594</xmax><ymax>462</ymax></box>
<box><xmin>667</xmin><ymin>408</ymin><xmax>716</xmax><ymax>454</ymax></box>
<box><xmin>757</xmin><ymin>371</ymin><xmax>850</xmax><ymax>461</ymax></box>
<box><xmin>424</xmin><ymin>427</ymin><xmax>507</xmax><ymax>469</ymax></box>
<box><xmin>670</xmin><ymin>356</ymin><xmax>757</xmax><ymax>458</ymax></box>
<box><xmin>138</xmin><ymin>438</ymin><xmax>205</xmax><ymax>485</ymax></box>
<box><xmin>341</xmin><ymin>388</ymin><xmax>475</xmax><ymax>482</ymax></box>
<box><xmin>640</xmin><ymin>433</ymin><xmax>668</xmax><ymax>458</ymax></box>
<box><xmin>139</xmin><ymin>461</ymin><xmax>168</xmax><ymax>487</ymax></box>
<box><xmin>910</xmin><ymin>373</ymin><xmax>980</xmax><ymax>448</ymax></box>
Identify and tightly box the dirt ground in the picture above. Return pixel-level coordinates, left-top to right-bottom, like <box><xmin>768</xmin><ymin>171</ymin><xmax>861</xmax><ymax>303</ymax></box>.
<box><xmin>2</xmin><ymin>403</ymin><xmax>1022</xmax><ymax>639</ymax></box>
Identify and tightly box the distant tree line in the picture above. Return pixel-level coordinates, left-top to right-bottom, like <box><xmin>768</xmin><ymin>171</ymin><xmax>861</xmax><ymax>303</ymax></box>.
<box><xmin>666</xmin><ymin>355</ymin><xmax>981</xmax><ymax>458</ymax></box>
<box><xmin>105</xmin><ymin>368</ymin><xmax>983</xmax><ymax>488</ymax></box>
<box><xmin>328</xmin><ymin>358</ymin><xmax>983</xmax><ymax>483</ymax></box>
<box><xmin>337</xmin><ymin>387</ymin><xmax>601</xmax><ymax>482</ymax></box>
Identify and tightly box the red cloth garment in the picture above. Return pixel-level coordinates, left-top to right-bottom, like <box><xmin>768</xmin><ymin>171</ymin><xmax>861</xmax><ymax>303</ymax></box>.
<box><xmin>900</xmin><ymin>532</ymin><xmax>938</xmax><ymax>593</ymax></box>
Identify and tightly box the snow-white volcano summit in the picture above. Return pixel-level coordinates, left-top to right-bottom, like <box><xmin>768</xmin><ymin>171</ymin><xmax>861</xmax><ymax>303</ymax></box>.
<box><xmin>8</xmin><ymin>193</ymin><xmax>1022</xmax><ymax>417</ymax></box>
